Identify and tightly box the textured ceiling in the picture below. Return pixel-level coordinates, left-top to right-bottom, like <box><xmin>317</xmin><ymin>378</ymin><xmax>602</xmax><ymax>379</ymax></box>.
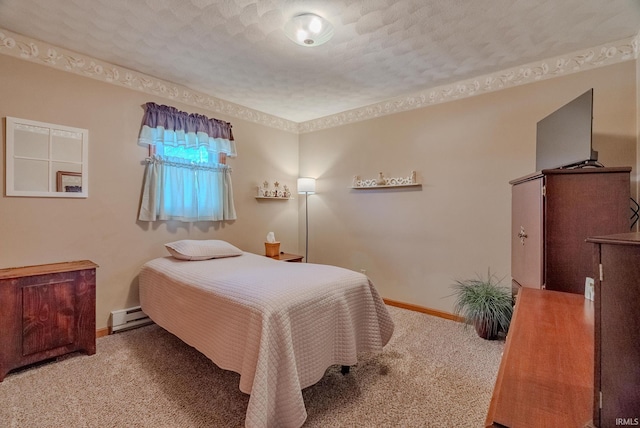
<box><xmin>0</xmin><ymin>0</ymin><xmax>639</xmax><ymax>123</ymax></box>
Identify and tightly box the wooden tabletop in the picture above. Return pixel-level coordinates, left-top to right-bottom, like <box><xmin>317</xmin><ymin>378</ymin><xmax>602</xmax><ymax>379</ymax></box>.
<box><xmin>486</xmin><ymin>288</ymin><xmax>594</xmax><ymax>427</ymax></box>
<box><xmin>0</xmin><ymin>260</ymin><xmax>98</xmax><ymax>280</ymax></box>
<box><xmin>266</xmin><ymin>252</ymin><xmax>304</xmax><ymax>262</ymax></box>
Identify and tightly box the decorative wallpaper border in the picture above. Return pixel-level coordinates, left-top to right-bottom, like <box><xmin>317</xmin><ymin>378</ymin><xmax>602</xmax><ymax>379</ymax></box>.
<box><xmin>0</xmin><ymin>27</ymin><xmax>299</xmax><ymax>134</ymax></box>
<box><xmin>0</xmin><ymin>26</ymin><xmax>638</xmax><ymax>134</ymax></box>
<box><xmin>298</xmin><ymin>34</ymin><xmax>640</xmax><ymax>133</ymax></box>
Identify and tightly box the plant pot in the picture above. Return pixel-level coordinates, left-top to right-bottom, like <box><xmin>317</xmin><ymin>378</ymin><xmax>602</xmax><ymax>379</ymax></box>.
<box><xmin>474</xmin><ymin>319</ymin><xmax>499</xmax><ymax>340</ymax></box>
<box><xmin>451</xmin><ymin>270</ymin><xmax>513</xmax><ymax>341</ymax></box>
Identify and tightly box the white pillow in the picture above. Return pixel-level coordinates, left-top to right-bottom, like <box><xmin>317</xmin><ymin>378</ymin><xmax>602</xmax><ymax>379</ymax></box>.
<box><xmin>165</xmin><ymin>240</ymin><xmax>243</xmax><ymax>261</ymax></box>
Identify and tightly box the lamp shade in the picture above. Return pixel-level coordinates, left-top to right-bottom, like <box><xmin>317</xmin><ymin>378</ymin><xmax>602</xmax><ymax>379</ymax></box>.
<box><xmin>284</xmin><ymin>13</ymin><xmax>334</xmax><ymax>47</ymax></box>
<box><xmin>297</xmin><ymin>177</ymin><xmax>316</xmax><ymax>194</ymax></box>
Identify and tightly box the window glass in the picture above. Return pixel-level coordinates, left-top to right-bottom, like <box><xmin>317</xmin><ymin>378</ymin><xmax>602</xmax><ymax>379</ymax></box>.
<box><xmin>162</xmin><ymin>145</ymin><xmax>210</xmax><ymax>164</ymax></box>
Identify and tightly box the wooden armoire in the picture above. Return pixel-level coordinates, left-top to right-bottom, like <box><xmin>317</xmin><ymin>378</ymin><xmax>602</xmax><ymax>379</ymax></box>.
<box><xmin>511</xmin><ymin>167</ymin><xmax>631</xmax><ymax>294</ymax></box>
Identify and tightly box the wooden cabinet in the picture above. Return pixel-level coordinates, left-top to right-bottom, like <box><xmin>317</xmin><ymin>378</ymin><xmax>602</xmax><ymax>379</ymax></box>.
<box><xmin>511</xmin><ymin>167</ymin><xmax>630</xmax><ymax>294</ymax></box>
<box><xmin>587</xmin><ymin>233</ymin><xmax>640</xmax><ymax>427</ymax></box>
<box><xmin>0</xmin><ymin>260</ymin><xmax>97</xmax><ymax>381</ymax></box>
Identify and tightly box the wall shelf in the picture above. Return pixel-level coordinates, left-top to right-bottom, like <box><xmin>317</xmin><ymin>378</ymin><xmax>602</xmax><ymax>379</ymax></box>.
<box><xmin>351</xmin><ymin>170</ymin><xmax>421</xmax><ymax>189</ymax></box>
<box><xmin>255</xmin><ymin>196</ymin><xmax>293</xmax><ymax>200</ymax></box>
<box><xmin>351</xmin><ymin>183</ymin><xmax>422</xmax><ymax>189</ymax></box>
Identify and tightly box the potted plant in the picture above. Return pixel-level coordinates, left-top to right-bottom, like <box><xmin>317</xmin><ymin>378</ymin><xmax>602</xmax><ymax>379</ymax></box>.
<box><xmin>451</xmin><ymin>269</ymin><xmax>513</xmax><ymax>340</ymax></box>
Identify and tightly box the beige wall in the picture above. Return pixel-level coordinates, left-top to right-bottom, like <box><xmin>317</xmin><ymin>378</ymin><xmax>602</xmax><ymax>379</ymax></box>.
<box><xmin>299</xmin><ymin>61</ymin><xmax>637</xmax><ymax>314</ymax></box>
<box><xmin>0</xmin><ymin>55</ymin><xmax>300</xmax><ymax>330</ymax></box>
<box><xmin>2</xmin><ymin>53</ymin><xmax>637</xmax><ymax>329</ymax></box>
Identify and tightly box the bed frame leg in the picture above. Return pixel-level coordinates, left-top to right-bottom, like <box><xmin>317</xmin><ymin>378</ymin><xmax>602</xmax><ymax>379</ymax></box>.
<box><xmin>341</xmin><ymin>365</ymin><xmax>350</xmax><ymax>375</ymax></box>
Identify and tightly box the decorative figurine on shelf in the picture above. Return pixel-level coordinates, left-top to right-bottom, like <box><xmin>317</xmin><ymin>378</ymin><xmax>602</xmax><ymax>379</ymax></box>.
<box><xmin>273</xmin><ymin>181</ymin><xmax>280</xmax><ymax>198</ymax></box>
<box><xmin>411</xmin><ymin>171</ymin><xmax>417</xmax><ymax>184</ymax></box>
<box><xmin>283</xmin><ymin>185</ymin><xmax>291</xmax><ymax>198</ymax></box>
<box><xmin>262</xmin><ymin>180</ymin><xmax>270</xmax><ymax>197</ymax></box>
<box><xmin>376</xmin><ymin>172</ymin><xmax>386</xmax><ymax>186</ymax></box>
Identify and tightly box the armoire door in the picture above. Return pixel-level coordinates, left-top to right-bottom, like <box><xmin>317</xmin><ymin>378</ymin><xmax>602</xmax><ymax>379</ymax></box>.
<box><xmin>511</xmin><ymin>176</ymin><xmax>544</xmax><ymax>289</ymax></box>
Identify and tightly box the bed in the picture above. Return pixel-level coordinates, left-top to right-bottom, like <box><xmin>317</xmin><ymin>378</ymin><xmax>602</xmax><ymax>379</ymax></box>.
<box><xmin>138</xmin><ymin>242</ymin><xmax>394</xmax><ymax>428</ymax></box>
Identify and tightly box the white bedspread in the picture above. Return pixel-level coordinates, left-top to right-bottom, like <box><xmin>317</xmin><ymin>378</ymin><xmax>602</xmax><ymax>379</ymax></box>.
<box><xmin>139</xmin><ymin>252</ymin><xmax>394</xmax><ymax>428</ymax></box>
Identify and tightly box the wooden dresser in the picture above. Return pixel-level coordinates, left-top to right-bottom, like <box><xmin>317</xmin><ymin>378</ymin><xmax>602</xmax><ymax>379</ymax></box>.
<box><xmin>586</xmin><ymin>233</ymin><xmax>640</xmax><ymax>427</ymax></box>
<box><xmin>0</xmin><ymin>260</ymin><xmax>97</xmax><ymax>381</ymax></box>
<box><xmin>486</xmin><ymin>288</ymin><xmax>594</xmax><ymax>427</ymax></box>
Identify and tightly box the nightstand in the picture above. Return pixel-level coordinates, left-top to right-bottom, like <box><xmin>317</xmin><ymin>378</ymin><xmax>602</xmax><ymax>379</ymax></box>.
<box><xmin>267</xmin><ymin>252</ymin><xmax>304</xmax><ymax>262</ymax></box>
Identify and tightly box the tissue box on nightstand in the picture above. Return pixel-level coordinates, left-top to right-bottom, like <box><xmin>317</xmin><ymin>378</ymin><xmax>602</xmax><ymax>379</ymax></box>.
<box><xmin>265</xmin><ymin>242</ymin><xmax>280</xmax><ymax>257</ymax></box>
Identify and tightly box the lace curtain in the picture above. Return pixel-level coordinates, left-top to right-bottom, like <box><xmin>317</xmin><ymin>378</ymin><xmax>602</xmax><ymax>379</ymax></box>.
<box><xmin>137</xmin><ymin>102</ymin><xmax>237</xmax><ymax>222</ymax></box>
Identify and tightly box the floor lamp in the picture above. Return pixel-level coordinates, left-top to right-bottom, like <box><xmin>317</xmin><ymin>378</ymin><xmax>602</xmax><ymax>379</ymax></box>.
<box><xmin>297</xmin><ymin>177</ymin><xmax>316</xmax><ymax>263</ymax></box>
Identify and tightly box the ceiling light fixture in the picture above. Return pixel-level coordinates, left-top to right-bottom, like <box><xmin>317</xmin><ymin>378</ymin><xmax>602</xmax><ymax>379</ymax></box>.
<box><xmin>284</xmin><ymin>13</ymin><xmax>334</xmax><ymax>47</ymax></box>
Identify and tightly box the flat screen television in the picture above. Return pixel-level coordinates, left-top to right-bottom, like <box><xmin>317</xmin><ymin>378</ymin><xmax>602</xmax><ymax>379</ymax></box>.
<box><xmin>535</xmin><ymin>88</ymin><xmax>598</xmax><ymax>171</ymax></box>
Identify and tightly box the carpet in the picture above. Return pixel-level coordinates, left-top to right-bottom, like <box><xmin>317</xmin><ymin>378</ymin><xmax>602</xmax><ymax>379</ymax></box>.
<box><xmin>0</xmin><ymin>306</ymin><xmax>504</xmax><ymax>427</ymax></box>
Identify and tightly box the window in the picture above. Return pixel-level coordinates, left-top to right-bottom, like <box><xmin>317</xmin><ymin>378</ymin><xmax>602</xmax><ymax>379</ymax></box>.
<box><xmin>137</xmin><ymin>103</ymin><xmax>237</xmax><ymax>222</ymax></box>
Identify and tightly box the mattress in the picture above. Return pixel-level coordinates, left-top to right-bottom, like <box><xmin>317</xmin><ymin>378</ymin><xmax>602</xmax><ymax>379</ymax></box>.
<box><xmin>139</xmin><ymin>252</ymin><xmax>394</xmax><ymax>428</ymax></box>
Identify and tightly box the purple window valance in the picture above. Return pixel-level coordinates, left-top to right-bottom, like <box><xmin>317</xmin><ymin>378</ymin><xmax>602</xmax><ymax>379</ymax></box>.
<box><xmin>141</xmin><ymin>102</ymin><xmax>234</xmax><ymax>141</ymax></box>
<box><xmin>138</xmin><ymin>102</ymin><xmax>237</xmax><ymax>157</ymax></box>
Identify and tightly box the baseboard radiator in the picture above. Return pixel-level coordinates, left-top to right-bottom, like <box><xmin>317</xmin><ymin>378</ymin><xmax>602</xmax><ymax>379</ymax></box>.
<box><xmin>110</xmin><ymin>306</ymin><xmax>153</xmax><ymax>333</ymax></box>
